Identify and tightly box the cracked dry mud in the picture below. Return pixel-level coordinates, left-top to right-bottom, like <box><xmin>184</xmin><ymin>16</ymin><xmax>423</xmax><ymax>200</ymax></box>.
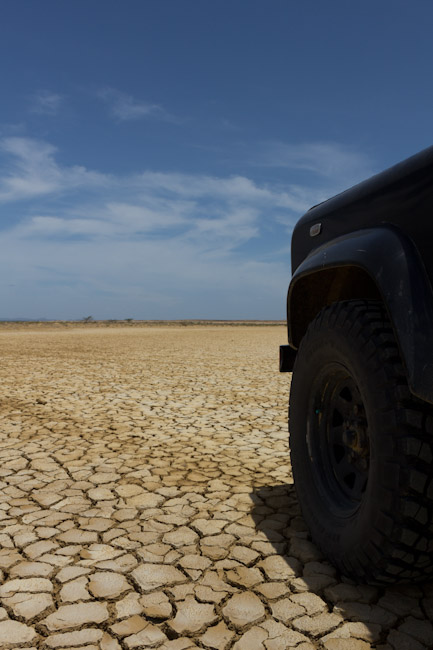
<box><xmin>0</xmin><ymin>324</ymin><xmax>432</xmax><ymax>650</ymax></box>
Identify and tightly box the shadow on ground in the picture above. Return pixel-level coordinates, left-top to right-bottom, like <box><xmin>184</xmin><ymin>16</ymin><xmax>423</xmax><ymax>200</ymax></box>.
<box><xmin>251</xmin><ymin>483</ymin><xmax>433</xmax><ymax>649</ymax></box>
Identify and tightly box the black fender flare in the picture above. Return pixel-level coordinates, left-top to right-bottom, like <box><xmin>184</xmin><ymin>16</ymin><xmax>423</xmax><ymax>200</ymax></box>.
<box><xmin>287</xmin><ymin>226</ymin><xmax>433</xmax><ymax>404</ymax></box>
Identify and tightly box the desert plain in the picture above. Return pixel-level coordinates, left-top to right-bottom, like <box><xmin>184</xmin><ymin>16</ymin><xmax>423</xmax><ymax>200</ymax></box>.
<box><xmin>0</xmin><ymin>323</ymin><xmax>432</xmax><ymax>650</ymax></box>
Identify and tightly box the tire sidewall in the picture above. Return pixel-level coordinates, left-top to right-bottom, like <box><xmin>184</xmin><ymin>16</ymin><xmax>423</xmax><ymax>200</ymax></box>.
<box><xmin>290</xmin><ymin>313</ymin><xmax>400</xmax><ymax>569</ymax></box>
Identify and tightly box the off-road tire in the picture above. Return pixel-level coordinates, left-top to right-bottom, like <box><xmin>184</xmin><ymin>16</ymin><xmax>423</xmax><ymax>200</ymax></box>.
<box><xmin>289</xmin><ymin>299</ymin><xmax>433</xmax><ymax>584</ymax></box>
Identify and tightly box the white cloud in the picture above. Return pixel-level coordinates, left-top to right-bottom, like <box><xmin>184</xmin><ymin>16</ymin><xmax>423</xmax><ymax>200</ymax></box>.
<box><xmin>99</xmin><ymin>88</ymin><xmax>171</xmax><ymax>121</ymax></box>
<box><xmin>25</xmin><ymin>216</ymin><xmax>114</xmax><ymax>237</ymax></box>
<box><xmin>257</xmin><ymin>141</ymin><xmax>374</xmax><ymax>187</ymax></box>
<box><xmin>0</xmin><ymin>137</ymin><xmax>109</xmax><ymax>202</ymax></box>
<box><xmin>31</xmin><ymin>90</ymin><xmax>63</xmax><ymax>115</ymax></box>
<box><xmin>0</xmin><ymin>136</ymin><xmax>371</xmax><ymax>319</ymax></box>
<box><xmin>135</xmin><ymin>172</ymin><xmax>309</xmax><ymax>213</ymax></box>
<box><xmin>0</xmin><ymin>136</ymin><xmax>308</xmax><ymax>243</ymax></box>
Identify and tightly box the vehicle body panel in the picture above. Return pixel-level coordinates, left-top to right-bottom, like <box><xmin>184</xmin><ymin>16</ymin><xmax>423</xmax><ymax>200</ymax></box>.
<box><xmin>291</xmin><ymin>144</ymin><xmax>433</xmax><ymax>280</ymax></box>
<box><xmin>285</xmin><ymin>145</ymin><xmax>433</xmax><ymax>404</ymax></box>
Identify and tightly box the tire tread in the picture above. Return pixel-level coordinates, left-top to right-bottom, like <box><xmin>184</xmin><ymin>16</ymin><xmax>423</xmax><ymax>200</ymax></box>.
<box><xmin>290</xmin><ymin>299</ymin><xmax>433</xmax><ymax>583</ymax></box>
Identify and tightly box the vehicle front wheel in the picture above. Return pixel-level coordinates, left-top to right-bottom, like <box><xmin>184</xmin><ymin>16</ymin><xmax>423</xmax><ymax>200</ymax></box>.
<box><xmin>289</xmin><ymin>299</ymin><xmax>433</xmax><ymax>584</ymax></box>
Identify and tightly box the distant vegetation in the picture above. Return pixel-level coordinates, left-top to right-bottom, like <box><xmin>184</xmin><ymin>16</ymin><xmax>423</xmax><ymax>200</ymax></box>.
<box><xmin>0</xmin><ymin>319</ymin><xmax>285</xmax><ymax>330</ymax></box>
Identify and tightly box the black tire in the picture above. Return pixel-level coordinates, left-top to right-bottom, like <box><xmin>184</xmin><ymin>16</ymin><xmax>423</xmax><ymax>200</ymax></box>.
<box><xmin>289</xmin><ymin>299</ymin><xmax>433</xmax><ymax>584</ymax></box>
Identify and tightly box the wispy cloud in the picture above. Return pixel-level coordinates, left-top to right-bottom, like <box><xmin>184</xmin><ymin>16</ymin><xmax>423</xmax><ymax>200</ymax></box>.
<box><xmin>30</xmin><ymin>90</ymin><xmax>63</xmax><ymax>116</ymax></box>
<box><xmin>0</xmin><ymin>136</ymin><xmax>311</xmax><ymax>242</ymax></box>
<box><xmin>0</xmin><ymin>137</ymin><xmax>109</xmax><ymax>202</ymax></box>
<box><xmin>257</xmin><ymin>141</ymin><xmax>374</xmax><ymax>187</ymax></box>
<box><xmin>0</xmin><ymin>136</ymin><xmax>372</xmax><ymax>319</ymax></box>
<box><xmin>219</xmin><ymin>118</ymin><xmax>240</xmax><ymax>131</ymax></box>
<box><xmin>99</xmin><ymin>87</ymin><xmax>173</xmax><ymax>122</ymax></box>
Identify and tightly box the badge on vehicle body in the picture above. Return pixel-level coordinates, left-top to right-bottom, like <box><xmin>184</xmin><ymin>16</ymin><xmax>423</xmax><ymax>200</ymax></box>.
<box><xmin>309</xmin><ymin>223</ymin><xmax>322</xmax><ymax>237</ymax></box>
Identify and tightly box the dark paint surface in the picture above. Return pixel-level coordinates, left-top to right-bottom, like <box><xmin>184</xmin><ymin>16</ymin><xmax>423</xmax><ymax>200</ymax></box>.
<box><xmin>289</xmin><ymin>145</ymin><xmax>433</xmax><ymax>403</ymax></box>
<box><xmin>292</xmin><ymin>144</ymin><xmax>433</xmax><ymax>284</ymax></box>
<box><xmin>289</xmin><ymin>227</ymin><xmax>433</xmax><ymax>402</ymax></box>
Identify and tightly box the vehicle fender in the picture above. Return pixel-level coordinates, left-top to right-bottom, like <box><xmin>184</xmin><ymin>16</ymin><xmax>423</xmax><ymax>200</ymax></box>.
<box><xmin>288</xmin><ymin>226</ymin><xmax>433</xmax><ymax>404</ymax></box>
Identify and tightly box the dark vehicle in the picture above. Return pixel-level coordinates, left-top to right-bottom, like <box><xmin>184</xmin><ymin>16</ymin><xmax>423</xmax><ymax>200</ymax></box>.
<box><xmin>280</xmin><ymin>146</ymin><xmax>433</xmax><ymax>584</ymax></box>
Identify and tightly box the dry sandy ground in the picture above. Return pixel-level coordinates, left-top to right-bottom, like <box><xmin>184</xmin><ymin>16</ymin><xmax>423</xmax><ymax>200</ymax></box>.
<box><xmin>0</xmin><ymin>325</ymin><xmax>432</xmax><ymax>650</ymax></box>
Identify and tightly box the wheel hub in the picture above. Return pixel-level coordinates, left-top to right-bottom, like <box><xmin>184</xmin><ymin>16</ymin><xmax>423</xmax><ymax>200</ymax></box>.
<box><xmin>309</xmin><ymin>365</ymin><xmax>370</xmax><ymax>511</ymax></box>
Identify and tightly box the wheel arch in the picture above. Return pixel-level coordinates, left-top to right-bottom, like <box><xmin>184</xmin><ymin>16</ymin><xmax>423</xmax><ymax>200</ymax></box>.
<box><xmin>288</xmin><ymin>265</ymin><xmax>381</xmax><ymax>347</ymax></box>
<box><xmin>288</xmin><ymin>226</ymin><xmax>433</xmax><ymax>404</ymax></box>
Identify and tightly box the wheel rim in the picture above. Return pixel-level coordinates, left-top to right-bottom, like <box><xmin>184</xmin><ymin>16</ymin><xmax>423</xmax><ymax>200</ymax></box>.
<box><xmin>307</xmin><ymin>364</ymin><xmax>370</xmax><ymax>515</ymax></box>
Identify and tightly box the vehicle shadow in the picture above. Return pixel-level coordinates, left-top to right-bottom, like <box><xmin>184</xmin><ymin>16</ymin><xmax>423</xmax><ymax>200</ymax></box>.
<box><xmin>250</xmin><ymin>483</ymin><xmax>433</xmax><ymax>648</ymax></box>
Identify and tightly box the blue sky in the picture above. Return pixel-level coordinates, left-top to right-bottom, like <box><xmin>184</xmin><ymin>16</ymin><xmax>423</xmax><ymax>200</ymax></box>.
<box><xmin>1</xmin><ymin>0</ymin><xmax>432</xmax><ymax>319</ymax></box>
